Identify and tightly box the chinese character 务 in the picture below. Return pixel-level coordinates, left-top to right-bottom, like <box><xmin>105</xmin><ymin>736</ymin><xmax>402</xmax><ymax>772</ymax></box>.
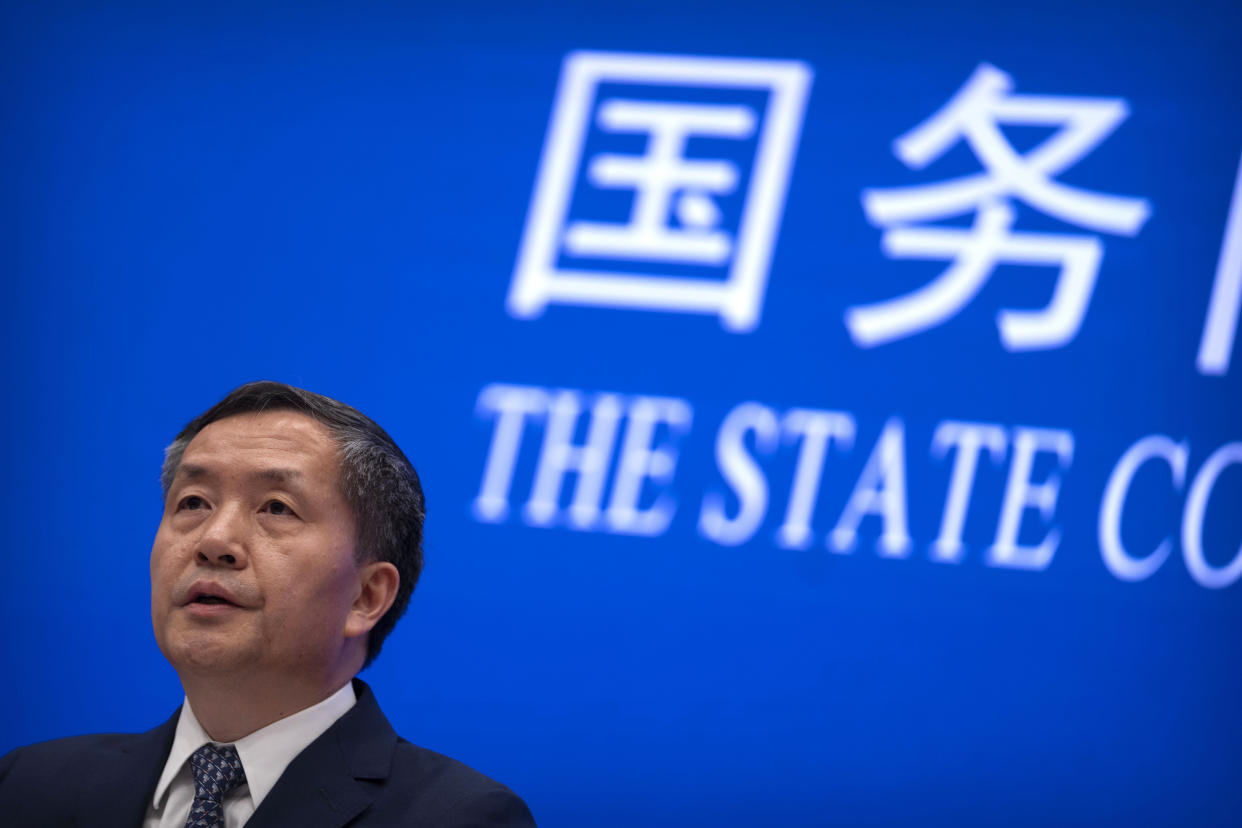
<box><xmin>850</xmin><ymin>63</ymin><xmax>1151</xmax><ymax>351</ymax></box>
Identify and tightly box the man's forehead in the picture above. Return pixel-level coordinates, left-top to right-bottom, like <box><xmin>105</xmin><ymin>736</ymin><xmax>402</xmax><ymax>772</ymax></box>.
<box><xmin>176</xmin><ymin>411</ymin><xmax>340</xmax><ymax>478</ymax></box>
<box><xmin>177</xmin><ymin>463</ymin><xmax>306</xmax><ymax>483</ymax></box>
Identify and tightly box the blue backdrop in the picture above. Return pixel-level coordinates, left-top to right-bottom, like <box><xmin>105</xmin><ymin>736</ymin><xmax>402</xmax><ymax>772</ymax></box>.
<box><xmin>3</xmin><ymin>1</ymin><xmax>1241</xmax><ymax>825</ymax></box>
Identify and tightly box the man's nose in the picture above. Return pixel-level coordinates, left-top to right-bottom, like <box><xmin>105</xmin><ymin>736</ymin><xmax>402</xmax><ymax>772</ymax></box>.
<box><xmin>194</xmin><ymin>505</ymin><xmax>249</xmax><ymax>568</ymax></box>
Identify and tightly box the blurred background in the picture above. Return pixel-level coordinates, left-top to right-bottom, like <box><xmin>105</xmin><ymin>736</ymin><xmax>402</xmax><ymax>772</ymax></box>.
<box><xmin>2</xmin><ymin>1</ymin><xmax>1240</xmax><ymax>825</ymax></box>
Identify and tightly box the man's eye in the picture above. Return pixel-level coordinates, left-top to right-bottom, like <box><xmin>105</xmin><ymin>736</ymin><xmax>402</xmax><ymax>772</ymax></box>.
<box><xmin>263</xmin><ymin>500</ymin><xmax>297</xmax><ymax>517</ymax></box>
<box><xmin>178</xmin><ymin>495</ymin><xmax>207</xmax><ymax>511</ymax></box>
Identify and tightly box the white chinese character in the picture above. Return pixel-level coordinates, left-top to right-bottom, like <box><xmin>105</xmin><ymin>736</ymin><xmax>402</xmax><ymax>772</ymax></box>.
<box><xmin>1197</xmin><ymin>148</ymin><xmax>1242</xmax><ymax>376</ymax></box>
<box><xmin>564</xmin><ymin>100</ymin><xmax>755</xmax><ymax>266</ymax></box>
<box><xmin>850</xmin><ymin>63</ymin><xmax>1152</xmax><ymax>351</ymax></box>
<box><xmin>509</xmin><ymin>51</ymin><xmax>812</xmax><ymax>332</ymax></box>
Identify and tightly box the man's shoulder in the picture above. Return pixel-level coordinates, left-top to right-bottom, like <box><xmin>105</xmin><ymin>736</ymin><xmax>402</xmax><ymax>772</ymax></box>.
<box><xmin>390</xmin><ymin>735</ymin><xmax>524</xmax><ymax>797</ymax></box>
<box><xmin>0</xmin><ymin>727</ymin><xmax>167</xmax><ymax>825</ymax></box>
<box><xmin>2</xmin><ymin>731</ymin><xmax>141</xmax><ymax>776</ymax></box>
<box><xmin>371</xmin><ymin>737</ymin><xmax>537</xmax><ymax>827</ymax></box>
<box><xmin>280</xmin><ymin>682</ymin><xmax>537</xmax><ymax>827</ymax></box>
<box><xmin>0</xmin><ymin>713</ymin><xmax>177</xmax><ymax>824</ymax></box>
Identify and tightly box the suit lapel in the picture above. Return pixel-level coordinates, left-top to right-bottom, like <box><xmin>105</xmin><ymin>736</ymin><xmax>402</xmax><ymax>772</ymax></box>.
<box><xmin>78</xmin><ymin>709</ymin><xmax>179</xmax><ymax>828</ymax></box>
<box><xmin>246</xmin><ymin>680</ymin><xmax>396</xmax><ymax>828</ymax></box>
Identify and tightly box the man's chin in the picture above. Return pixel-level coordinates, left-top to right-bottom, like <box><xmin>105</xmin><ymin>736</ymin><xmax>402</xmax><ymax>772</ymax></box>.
<box><xmin>159</xmin><ymin>630</ymin><xmax>257</xmax><ymax>676</ymax></box>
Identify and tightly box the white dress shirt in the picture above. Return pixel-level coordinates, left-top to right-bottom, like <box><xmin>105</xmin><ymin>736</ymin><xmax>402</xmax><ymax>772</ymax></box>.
<box><xmin>143</xmin><ymin>682</ymin><xmax>357</xmax><ymax>828</ymax></box>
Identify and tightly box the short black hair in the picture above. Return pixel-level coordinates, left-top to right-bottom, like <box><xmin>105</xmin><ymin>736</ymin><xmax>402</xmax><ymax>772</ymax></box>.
<box><xmin>161</xmin><ymin>381</ymin><xmax>424</xmax><ymax>668</ymax></box>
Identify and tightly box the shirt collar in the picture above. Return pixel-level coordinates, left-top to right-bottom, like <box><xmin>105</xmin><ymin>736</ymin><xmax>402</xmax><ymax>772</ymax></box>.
<box><xmin>150</xmin><ymin>682</ymin><xmax>357</xmax><ymax>812</ymax></box>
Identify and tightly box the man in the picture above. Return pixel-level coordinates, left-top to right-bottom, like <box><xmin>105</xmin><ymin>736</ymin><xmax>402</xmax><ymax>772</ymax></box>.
<box><xmin>0</xmin><ymin>381</ymin><xmax>537</xmax><ymax>827</ymax></box>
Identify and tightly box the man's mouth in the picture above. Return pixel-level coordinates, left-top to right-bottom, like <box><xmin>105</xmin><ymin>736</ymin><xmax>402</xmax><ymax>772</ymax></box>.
<box><xmin>192</xmin><ymin>595</ymin><xmax>235</xmax><ymax>606</ymax></box>
<box><xmin>184</xmin><ymin>582</ymin><xmax>244</xmax><ymax>608</ymax></box>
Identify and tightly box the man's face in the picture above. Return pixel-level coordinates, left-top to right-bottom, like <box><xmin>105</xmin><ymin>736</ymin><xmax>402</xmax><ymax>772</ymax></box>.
<box><xmin>151</xmin><ymin>411</ymin><xmax>367</xmax><ymax>683</ymax></box>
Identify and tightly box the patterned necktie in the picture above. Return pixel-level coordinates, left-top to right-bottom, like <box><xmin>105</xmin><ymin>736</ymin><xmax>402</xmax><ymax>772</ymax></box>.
<box><xmin>184</xmin><ymin>743</ymin><xmax>247</xmax><ymax>828</ymax></box>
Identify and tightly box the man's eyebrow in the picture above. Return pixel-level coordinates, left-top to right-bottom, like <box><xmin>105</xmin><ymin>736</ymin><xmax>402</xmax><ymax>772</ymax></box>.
<box><xmin>256</xmin><ymin>467</ymin><xmax>304</xmax><ymax>484</ymax></box>
<box><xmin>176</xmin><ymin>463</ymin><xmax>211</xmax><ymax>481</ymax></box>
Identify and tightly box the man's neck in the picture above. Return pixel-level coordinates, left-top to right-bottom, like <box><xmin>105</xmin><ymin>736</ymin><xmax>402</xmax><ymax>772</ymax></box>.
<box><xmin>180</xmin><ymin>670</ymin><xmax>357</xmax><ymax>742</ymax></box>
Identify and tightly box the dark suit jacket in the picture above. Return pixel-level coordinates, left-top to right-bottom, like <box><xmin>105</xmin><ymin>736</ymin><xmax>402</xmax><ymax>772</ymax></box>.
<box><xmin>0</xmin><ymin>680</ymin><xmax>536</xmax><ymax>827</ymax></box>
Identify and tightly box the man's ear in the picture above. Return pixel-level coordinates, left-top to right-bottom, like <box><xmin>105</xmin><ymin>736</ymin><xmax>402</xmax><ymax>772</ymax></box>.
<box><xmin>344</xmin><ymin>561</ymin><xmax>400</xmax><ymax>640</ymax></box>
